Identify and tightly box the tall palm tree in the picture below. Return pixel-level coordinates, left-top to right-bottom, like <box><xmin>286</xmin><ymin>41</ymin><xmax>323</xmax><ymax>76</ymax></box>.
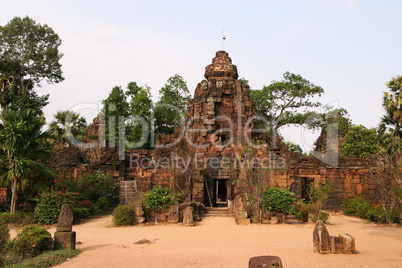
<box><xmin>48</xmin><ymin>110</ymin><xmax>87</xmax><ymax>146</ymax></box>
<box><xmin>380</xmin><ymin>75</ymin><xmax>402</xmax><ymax>138</ymax></box>
<box><xmin>0</xmin><ymin>109</ymin><xmax>56</xmax><ymax>214</ymax></box>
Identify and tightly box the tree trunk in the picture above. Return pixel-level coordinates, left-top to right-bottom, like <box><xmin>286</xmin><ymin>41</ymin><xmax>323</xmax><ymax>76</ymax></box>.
<box><xmin>10</xmin><ymin>178</ymin><xmax>17</xmax><ymax>215</ymax></box>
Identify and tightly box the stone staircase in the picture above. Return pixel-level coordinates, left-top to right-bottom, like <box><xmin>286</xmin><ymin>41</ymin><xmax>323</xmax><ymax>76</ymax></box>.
<box><xmin>202</xmin><ymin>207</ymin><xmax>233</xmax><ymax>218</ymax></box>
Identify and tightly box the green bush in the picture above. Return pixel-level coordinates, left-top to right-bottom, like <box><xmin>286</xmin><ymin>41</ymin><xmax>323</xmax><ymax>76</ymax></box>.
<box><xmin>94</xmin><ymin>197</ymin><xmax>109</xmax><ymax>214</ymax></box>
<box><xmin>6</xmin><ymin>225</ymin><xmax>53</xmax><ymax>257</ymax></box>
<box><xmin>313</xmin><ymin>211</ymin><xmax>330</xmax><ymax>223</ymax></box>
<box><xmin>78</xmin><ymin>171</ymin><xmax>119</xmax><ymax>207</ymax></box>
<box><xmin>34</xmin><ymin>172</ymin><xmax>117</xmax><ymax>224</ymax></box>
<box><xmin>34</xmin><ymin>188</ymin><xmax>88</xmax><ymax>224</ymax></box>
<box><xmin>368</xmin><ymin>205</ymin><xmax>398</xmax><ymax>223</ymax></box>
<box><xmin>292</xmin><ymin>199</ymin><xmax>309</xmax><ymax>222</ymax></box>
<box><xmin>341</xmin><ymin>195</ymin><xmax>371</xmax><ymax>218</ymax></box>
<box><xmin>292</xmin><ymin>200</ymin><xmax>331</xmax><ymax>223</ymax></box>
<box><xmin>56</xmin><ymin>171</ymin><xmax>119</xmax><ymax>209</ymax></box>
<box><xmin>0</xmin><ymin>224</ymin><xmax>10</xmax><ymax>255</ymax></box>
<box><xmin>262</xmin><ymin>187</ymin><xmax>296</xmax><ymax>215</ymax></box>
<box><xmin>72</xmin><ymin>208</ymin><xmax>91</xmax><ymax>221</ymax></box>
<box><xmin>112</xmin><ymin>205</ymin><xmax>135</xmax><ymax>226</ymax></box>
<box><xmin>34</xmin><ymin>190</ymin><xmax>72</xmax><ymax>225</ymax></box>
<box><xmin>144</xmin><ymin>188</ymin><xmax>177</xmax><ymax>213</ymax></box>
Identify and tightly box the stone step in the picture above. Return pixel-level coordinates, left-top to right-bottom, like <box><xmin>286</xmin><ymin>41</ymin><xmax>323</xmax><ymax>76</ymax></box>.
<box><xmin>202</xmin><ymin>207</ymin><xmax>233</xmax><ymax>217</ymax></box>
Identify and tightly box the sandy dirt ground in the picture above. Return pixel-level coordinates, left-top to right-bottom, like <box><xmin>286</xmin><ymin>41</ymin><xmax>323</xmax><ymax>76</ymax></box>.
<box><xmin>10</xmin><ymin>213</ymin><xmax>402</xmax><ymax>268</ymax></box>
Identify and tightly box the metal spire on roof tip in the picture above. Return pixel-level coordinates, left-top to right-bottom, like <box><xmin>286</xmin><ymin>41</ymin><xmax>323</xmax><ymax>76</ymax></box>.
<box><xmin>222</xmin><ymin>29</ymin><xmax>226</xmax><ymax>51</ymax></box>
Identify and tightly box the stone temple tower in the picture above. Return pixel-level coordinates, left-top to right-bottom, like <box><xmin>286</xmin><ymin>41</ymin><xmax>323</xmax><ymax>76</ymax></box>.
<box><xmin>186</xmin><ymin>51</ymin><xmax>257</xmax><ymax>205</ymax></box>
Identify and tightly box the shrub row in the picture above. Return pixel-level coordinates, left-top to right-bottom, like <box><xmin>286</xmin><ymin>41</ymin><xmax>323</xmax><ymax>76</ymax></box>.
<box><xmin>341</xmin><ymin>195</ymin><xmax>398</xmax><ymax>223</ymax></box>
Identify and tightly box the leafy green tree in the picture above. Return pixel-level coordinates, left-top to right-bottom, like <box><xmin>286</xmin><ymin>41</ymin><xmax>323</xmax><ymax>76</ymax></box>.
<box><xmin>102</xmin><ymin>82</ymin><xmax>153</xmax><ymax>148</ymax></box>
<box><xmin>0</xmin><ymin>16</ymin><xmax>64</xmax><ymax>113</ymax></box>
<box><xmin>340</xmin><ymin>125</ymin><xmax>378</xmax><ymax>158</ymax></box>
<box><xmin>380</xmin><ymin>75</ymin><xmax>402</xmax><ymax>138</ymax></box>
<box><xmin>283</xmin><ymin>141</ymin><xmax>305</xmax><ymax>156</ymax></box>
<box><xmin>155</xmin><ymin>75</ymin><xmax>190</xmax><ymax>134</ymax></box>
<box><xmin>125</xmin><ymin>82</ymin><xmax>153</xmax><ymax>148</ymax></box>
<box><xmin>0</xmin><ymin>109</ymin><xmax>56</xmax><ymax>214</ymax></box>
<box><xmin>48</xmin><ymin>110</ymin><xmax>87</xmax><ymax>145</ymax></box>
<box><xmin>102</xmin><ymin>86</ymin><xmax>129</xmax><ymax>146</ymax></box>
<box><xmin>251</xmin><ymin>72</ymin><xmax>324</xmax><ymax>131</ymax></box>
<box><xmin>239</xmin><ymin>77</ymin><xmax>249</xmax><ymax>84</ymax></box>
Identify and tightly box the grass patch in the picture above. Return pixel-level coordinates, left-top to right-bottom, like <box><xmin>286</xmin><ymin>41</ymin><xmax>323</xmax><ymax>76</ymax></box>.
<box><xmin>3</xmin><ymin>249</ymin><xmax>80</xmax><ymax>268</ymax></box>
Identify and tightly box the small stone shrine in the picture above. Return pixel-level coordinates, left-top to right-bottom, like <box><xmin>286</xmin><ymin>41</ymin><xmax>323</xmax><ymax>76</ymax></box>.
<box><xmin>54</xmin><ymin>204</ymin><xmax>76</xmax><ymax>249</ymax></box>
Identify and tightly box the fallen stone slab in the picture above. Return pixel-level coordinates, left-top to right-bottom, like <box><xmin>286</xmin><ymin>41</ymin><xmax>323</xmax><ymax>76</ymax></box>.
<box><xmin>249</xmin><ymin>256</ymin><xmax>283</xmax><ymax>268</ymax></box>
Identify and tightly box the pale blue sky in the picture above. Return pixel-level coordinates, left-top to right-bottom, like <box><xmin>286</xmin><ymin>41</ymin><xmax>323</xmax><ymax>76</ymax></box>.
<box><xmin>1</xmin><ymin>0</ymin><xmax>401</xmax><ymax>151</ymax></box>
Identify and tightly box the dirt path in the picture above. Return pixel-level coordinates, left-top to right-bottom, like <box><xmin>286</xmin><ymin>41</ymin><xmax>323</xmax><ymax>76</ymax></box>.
<box><xmin>10</xmin><ymin>213</ymin><xmax>402</xmax><ymax>267</ymax></box>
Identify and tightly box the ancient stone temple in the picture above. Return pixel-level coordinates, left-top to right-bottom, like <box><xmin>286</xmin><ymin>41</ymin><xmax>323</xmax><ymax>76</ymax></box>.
<box><xmin>55</xmin><ymin>51</ymin><xmax>376</xmax><ymax>209</ymax></box>
<box><xmin>185</xmin><ymin>51</ymin><xmax>257</xmax><ymax>206</ymax></box>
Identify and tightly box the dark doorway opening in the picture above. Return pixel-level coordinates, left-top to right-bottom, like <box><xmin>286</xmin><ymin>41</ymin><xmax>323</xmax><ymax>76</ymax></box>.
<box><xmin>301</xmin><ymin>177</ymin><xmax>314</xmax><ymax>202</ymax></box>
<box><xmin>214</xmin><ymin>179</ymin><xmax>227</xmax><ymax>207</ymax></box>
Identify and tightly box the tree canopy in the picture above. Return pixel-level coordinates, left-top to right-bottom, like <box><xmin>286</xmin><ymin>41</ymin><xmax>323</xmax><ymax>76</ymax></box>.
<box><xmin>380</xmin><ymin>75</ymin><xmax>402</xmax><ymax>138</ymax></box>
<box><xmin>154</xmin><ymin>75</ymin><xmax>190</xmax><ymax>134</ymax></box>
<box><xmin>251</xmin><ymin>72</ymin><xmax>324</xmax><ymax>131</ymax></box>
<box><xmin>125</xmin><ymin>82</ymin><xmax>153</xmax><ymax>148</ymax></box>
<box><xmin>49</xmin><ymin>110</ymin><xmax>87</xmax><ymax>145</ymax></box>
<box><xmin>0</xmin><ymin>16</ymin><xmax>63</xmax><ymax>113</ymax></box>
<box><xmin>102</xmin><ymin>82</ymin><xmax>153</xmax><ymax>148</ymax></box>
<box><xmin>102</xmin><ymin>86</ymin><xmax>129</xmax><ymax>146</ymax></box>
<box><xmin>340</xmin><ymin>125</ymin><xmax>378</xmax><ymax>158</ymax></box>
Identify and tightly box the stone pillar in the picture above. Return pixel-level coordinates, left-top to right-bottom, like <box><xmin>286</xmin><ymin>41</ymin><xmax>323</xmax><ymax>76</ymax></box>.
<box><xmin>234</xmin><ymin>194</ymin><xmax>250</xmax><ymax>225</ymax></box>
<box><xmin>130</xmin><ymin>192</ymin><xmax>145</xmax><ymax>223</ymax></box>
<box><xmin>183</xmin><ymin>206</ymin><xmax>194</xmax><ymax>227</ymax></box>
<box><xmin>54</xmin><ymin>204</ymin><xmax>76</xmax><ymax>250</ymax></box>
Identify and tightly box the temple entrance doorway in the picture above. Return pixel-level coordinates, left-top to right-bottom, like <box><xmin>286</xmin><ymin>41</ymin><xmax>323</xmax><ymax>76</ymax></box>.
<box><xmin>203</xmin><ymin>175</ymin><xmax>233</xmax><ymax>208</ymax></box>
<box><xmin>301</xmin><ymin>177</ymin><xmax>314</xmax><ymax>202</ymax></box>
<box><xmin>214</xmin><ymin>179</ymin><xmax>227</xmax><ymax>207</ymax></box>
